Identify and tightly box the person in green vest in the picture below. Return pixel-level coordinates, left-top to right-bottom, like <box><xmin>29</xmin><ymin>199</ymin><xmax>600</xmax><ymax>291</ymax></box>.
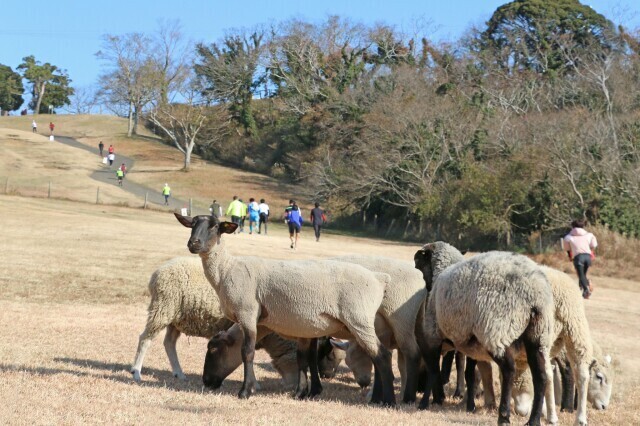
<box><xmin>225</xmin><ymin>196</ymin><xmax>244</xmax><ymax>233</ymax></box>
<box><xmin>162</xmin><ymin>183</ymin><xmax>171</xmax><ymax>205</ymax></box>
<box><xmin>116</xmin><ymin>169</ymin><xmax>124</xmax><ymax>186</ymax></box>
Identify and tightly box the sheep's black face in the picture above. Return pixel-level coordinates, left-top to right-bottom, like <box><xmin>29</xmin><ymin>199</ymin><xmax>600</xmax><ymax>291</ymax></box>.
<box><xmin>414</xmin><ymin>247</ymin><xmax>434</xmax><ymax>291</ymax></box>
<box><xmin>317</xmin><ymin>337</ymin><xmax>344</xmax><ymax>379</ymax></box>
<box><xmin>203</xmin><ymin>332</ymin><xmax>240</xmax><ymax>389</ymax></box>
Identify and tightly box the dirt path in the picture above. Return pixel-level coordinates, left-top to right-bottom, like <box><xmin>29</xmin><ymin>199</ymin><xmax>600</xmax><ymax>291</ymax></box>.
<box><xmin>56</xmin><ymin>135</ymin><xmax>189</xmax><ymax>210</ymax></box>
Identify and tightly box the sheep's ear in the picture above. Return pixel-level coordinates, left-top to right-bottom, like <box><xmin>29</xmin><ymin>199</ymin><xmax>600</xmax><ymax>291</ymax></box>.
<box><xmin>330</xmin><ymin>338</ymin><xmax>349</xmax><ymax>351</ymax></box>
<box><xmin>175</xmin><ymin>213</ymin><xmax>194</xmax><ymax>228</ymax></box>
<box><xmin>218</xmin><ymin>222</ymin><xmax>238</xmax><ymax>234</ymax></box>
<box><xmin>222</xmin><ymin>332</ymin><xmax>235</xmax><ymax>346</ymax></box>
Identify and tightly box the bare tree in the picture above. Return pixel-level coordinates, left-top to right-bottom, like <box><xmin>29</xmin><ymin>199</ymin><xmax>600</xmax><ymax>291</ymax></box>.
<box><xmin>63</xmin><ymin>85</ymin><xmax>99</xmax><ymax>114</ymax></box>
<box><xmin>96</xmin><ymin>33</ymin><xmax>160</xmax><ymax>137</ymax></box>
<box><xmin>153</xmin><ymin>19</ymin><xmax>192</xmax><ymax>106</ymax></box>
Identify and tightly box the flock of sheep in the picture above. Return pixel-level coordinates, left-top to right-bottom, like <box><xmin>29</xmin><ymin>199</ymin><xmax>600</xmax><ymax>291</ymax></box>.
<box><xmin>130</xmin><ymin>213</ymin><xmax>613</xmax><ymax>426</ymax></box>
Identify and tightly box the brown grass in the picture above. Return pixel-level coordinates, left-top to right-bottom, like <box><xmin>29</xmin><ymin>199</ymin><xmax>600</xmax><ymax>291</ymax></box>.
<box><xmin>0</xmin><ymin>195</ymin><xmax>638</xmax><ymax>425</ymax></box>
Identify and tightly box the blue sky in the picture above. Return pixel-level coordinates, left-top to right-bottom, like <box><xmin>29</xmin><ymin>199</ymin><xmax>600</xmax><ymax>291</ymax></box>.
<box><xmin>2</xmin><ymin>0</ymin><xmax>638</xmax><ymax>89</ymax></box>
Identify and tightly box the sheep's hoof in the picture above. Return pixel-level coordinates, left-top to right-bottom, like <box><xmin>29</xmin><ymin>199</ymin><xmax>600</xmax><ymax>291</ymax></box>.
<box><xmin>401</xmin><ymin>395</ymin><xmax>416</xmax><ymax>404</ymax></box>
<box><xmin>174</xmin><ymin>372</ymin><xmax>187</xmax><ymax>381</ymax></box>
<box><xmin>295</xmin><ymin>387</ymin><xmax>309</xmax><ymax>400</ymax></box>
<box><xmin>131</xmin><ymin>370</ymin><xmax>141</xmax><ymax>382</ymax></box>
<box><xmin>466</xmin><ymin>402</ymin><xmax>476</xmax><ymax>413</ymax></box>
<box><xmin>238</xmin><ymin>388</ymin><xmax>253</xmax><ymax>399</ymax></box>
<box><xmin>453</xmin><ymin>390</ymin><xmax>463</xmax><ymax>399</ymax></box>
<box><xmin>308</xmin><ymin>385</ymin><xmax>323</xmax><ymax>399</ymax></box>
<box><xmin>417</xmin><ymin>398</ymin><xmax>430</xmax><ymax>411</ymax></box>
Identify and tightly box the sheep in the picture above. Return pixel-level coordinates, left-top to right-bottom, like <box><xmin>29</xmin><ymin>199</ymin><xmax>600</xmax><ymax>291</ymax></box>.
<box><xmin>202</xmin><ymin>326</ymin><xmax>342</xmax><ymax>389</ymax></box>
<box><xmin>329</xmin><ymin>255</ymin><xmax>427</xmax><ymax>402</ymax></box>
<box><xmin>413</xmin><ymin>242</ymin><xmax>557</xmax><ymax>426</ymax></box>
<box><xmin>175</xmin><ymin>213</ymin><xmax>396</xmax><ymax>406</ymax></box>
<box><xmin>508</xmin><ymin>266</ymin><xmax>615</xmax><ymax>425</ymax></box>
<box><xmin>130</xmin><ymin>256</ymin><xmax>298</xmax><ymax>388</ymax></box>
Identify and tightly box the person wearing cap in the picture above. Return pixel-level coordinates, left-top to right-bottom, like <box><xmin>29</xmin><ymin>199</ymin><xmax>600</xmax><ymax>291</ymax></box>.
<box><xmin>162</xmin><ymin>183</ymin><xmax>171</xmax><ymax>205</ymax></box>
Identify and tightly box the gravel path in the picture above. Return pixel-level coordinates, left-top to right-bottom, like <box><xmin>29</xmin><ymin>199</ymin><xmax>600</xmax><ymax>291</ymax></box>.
<box><xmin>56</xmin><ymin>135</ymin><xmax>189</xmax><ymax>211</ymax></box>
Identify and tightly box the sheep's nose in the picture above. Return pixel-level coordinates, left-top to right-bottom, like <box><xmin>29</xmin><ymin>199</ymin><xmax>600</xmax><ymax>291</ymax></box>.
<box><xmin>188</xmin><ymin>239</ymin><xmax>202</xmax><ymax>250</ymax></box>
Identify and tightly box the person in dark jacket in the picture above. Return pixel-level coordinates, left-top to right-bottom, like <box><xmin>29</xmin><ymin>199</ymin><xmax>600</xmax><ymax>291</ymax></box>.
<box><xmin>310</xmin><ymin>202</ymin><xmax>327</xmax><ymax>242</ymax></box>
<box><xmin>285</xmin><ymin>201</ymin><xmax>303</xmax><ymax>249</ymax></box>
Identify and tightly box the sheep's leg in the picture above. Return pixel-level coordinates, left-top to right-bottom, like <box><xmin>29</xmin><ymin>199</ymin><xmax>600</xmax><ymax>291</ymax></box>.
<box><xmin>295</xmin><ymin>338</ymin><xmax>310</xmax><ymax>399</ymax></box>
<box><xmin>238</xmin><ymin>325</ymin><xmax>258</xmax><ymax>399</ymax></box>
<box><xmin>418</xmin><ymin>343</ymin><xmax>444</xmax><ymax>410</ymax></box>
<box><xmin>350</xmin><ymin>326</ymin><xmax>395</xmax><ymax>407</ymax></box>
<box><xmin>523</xmin><ymin>338</ymin><xmax>553</xmax><ymax>426</ymax></box>
<box><xmin>455</xmin><ymin>351</ymin><xmax>466</xmax><ymax>399</ymax></box>
<box><xmin>478</xmin><ymin>361</ymin><xmax>496</xmax><ymax>409</ymax></box>
<box><xmin>163</xmin><ymin>325</ymin><xmax>186</xmax><ymax>380</ymax></box>
<box><xmin>492</xmin><ymin>346</ymin><xmax>516</xmax><ymax>426</ymax></box>
<box><xmin>370</xmin><ymin>361</ymin><xmax>383</xmax><ymax>404</ymax></box>
<box><xmin>464</xmin><ymin>356</ymin><xmax>477</xmax><ymax>412</ymax></box>
<box><xmin>574</xmin><ymin>363</ymin><xmax>589</xmax><ymax>426</ymax></box>
<box><xmin>399</xmin><ymin>346</ymin><xmax>420</xmax><ymax>404</ymax></box>
<box><xmin>397</xmin><ymin>350</ymin><xmax>406</xmax><ymax>399</ymax></box>
<box><xmin>440</xmin><ymin>350</ymin><xmax>454</xmax><ymax>385</ymax></box>
<box><xmin>307</xmin><ymin>338</ymin><xmax>323</xmax><ymax>398</ymax></box>
<box><xmin>557</xmin><ymin>359</ymin><xmax>575</xmax><ymax>412</ymax></box>
<box><xmin>131</xmin><ymin>324</ymin><xmax>163</xmax><ymax>382</ymax></box>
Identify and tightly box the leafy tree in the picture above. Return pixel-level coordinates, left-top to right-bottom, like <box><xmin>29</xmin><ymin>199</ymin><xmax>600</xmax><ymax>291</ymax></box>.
<box><xmin>17</xmin><ymin>56</ymin><xmax>73</xmax><ymax>114</ymax></box>
<box><xmin>0</xmin><ymin>64</ymin><xmax>24</xmax><ymax>113</ymax></box>
<box><xmin>479</xmin><ymin>0</ymin><xmax>615</xmax><ymax>74</ymax></box>
<box><xmin>195</xmin><ymin>30</ymin><xmax>265</xmax><ymax>135</ymax></box>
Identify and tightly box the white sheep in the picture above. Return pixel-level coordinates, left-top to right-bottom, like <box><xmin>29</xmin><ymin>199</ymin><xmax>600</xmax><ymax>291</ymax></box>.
<box><xmin>130</xmin><ymin>256</ymin><xmax>298</xmax><ymax>388</ymax></box>
<box><xmin>414</xmin><ymin>242</ymin><xmax>558</xmax><ymax>426</ymax></box>
<box><xmin>175</xmin><ymin>214</ymin><xmax>396</xmax><ymax>406</ymax></box>
<box><xmin>510</xmin><ymin>266</ymin><xmax>614</xmax><ymax>424</ymax></box>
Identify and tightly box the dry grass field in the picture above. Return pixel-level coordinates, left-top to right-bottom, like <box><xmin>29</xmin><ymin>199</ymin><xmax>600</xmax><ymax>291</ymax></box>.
<box><xmin>1</xmin><ymin>115</ymin><xmax>639</xmax><ymax>425</ymax></box>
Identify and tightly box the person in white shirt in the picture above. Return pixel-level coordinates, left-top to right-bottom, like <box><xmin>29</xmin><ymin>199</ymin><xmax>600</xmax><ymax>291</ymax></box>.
<box><xmin>258</xmin><ymin>199</ymin><xmax>270</xmax><ymax>234</ymax></box>
<box><xmin>32</xmin><ymin>120</ymin><xmax>37</xmax><ymax>133</ymax></box>
<box><xmin>561</xmin><ymin>218</ymin><xmax>598</xmax><ymax>299</ymax></box>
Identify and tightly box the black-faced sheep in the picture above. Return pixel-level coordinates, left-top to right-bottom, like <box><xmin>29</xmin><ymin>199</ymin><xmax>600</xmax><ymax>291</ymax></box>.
<box><xmin>175</xmin><ymin>214</ymin><xmax>396</xmax><ymax>406</ymax></box>
<box><xmin>131</xmin><ymin>257</ymin><xmax>298</xmax><ymax>388</ymax></box>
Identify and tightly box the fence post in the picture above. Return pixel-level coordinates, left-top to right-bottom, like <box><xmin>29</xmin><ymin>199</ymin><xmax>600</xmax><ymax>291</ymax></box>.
<box><xmin>373</xmin><ymin>214</ymin><xmax>378</xmax><ymax>230</ymax></box>
<box><xmin>189</xmin><ymin>198</ymin><xmax>193</xmax><ymax>216</ymax></box>
<box><xmin>4</xmin><ymin>177</ymin><xmax>8</xmax><ymax>194</ymax></box>
<box><xmin>96</xmin><ymin>187</ymin><xmax>100</xmax><ymax>204</ymax></box>
<box><xmin>403</xmin><ymin>220</ymin><xmax>412</xmax><ymax>239</ymax></box>
<box><xmin>385</xmin><ymin>218</ymin><xmax>396</xmax><ymax>237</ymax></box>
<box><xmin>362</xmin><ymin>210</ymin><xmax>366</xmax><ymax>228</ymax></box>
<box><xmin>144</xmin><ymin>191</ymin><xmax>148</xmax><ymax>209</ymax></box>
<box><xmin>48</xmin><ymin>181</ymin><xmax>51</xmax><ymax>198</ymax></box>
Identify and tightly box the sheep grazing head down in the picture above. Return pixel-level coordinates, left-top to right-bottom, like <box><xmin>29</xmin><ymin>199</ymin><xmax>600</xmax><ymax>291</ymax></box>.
<box><xmin>589</xmin><ymin>354</ymin><xmax>614</xmax><ymax>410</ymax></box>
<box><xmin>317</xmin><ymin>337</ymin><xmax>345</xmax><ymax>379</ymax></box>
<box><xmin>329</xmin><ymin>339</ymin><xmax>372</xmax><ymax>389</ymax></box>
<box><xmin>174</xmin><ymin>213</ymin><xmax>238</xmax><ymax>254</ymax></box>
<box><xmin>202</xmin><ymin>330</ymin><xmax>242</xmax><ymax>389</ymax></box>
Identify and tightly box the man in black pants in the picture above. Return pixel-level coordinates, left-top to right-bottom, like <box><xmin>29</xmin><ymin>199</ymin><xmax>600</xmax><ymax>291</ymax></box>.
<box><xmin>310</xmin><ymin>202</ymin><xmax>326</xmax><ymax>242</ymax></box>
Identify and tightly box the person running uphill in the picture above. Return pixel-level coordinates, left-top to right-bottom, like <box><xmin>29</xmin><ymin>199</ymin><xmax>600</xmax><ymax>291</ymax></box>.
<box><xmin>98</xmin><ymin>141</ymin><xmax>104</xmax><ymax>156</ymax></box>
<box><xmin>116</xmin><ymin>169</ymin><xmax>124</xmax><ymax>186</ymax></box>
<box><xmin>310</xmin><ymin>202</ymin><xmax>327</xmax><ymax>242</ymax></box>
<box><xmin>562</xmin><ymin>218</ymin><xmax>598</xmax><ymax>299</ymax></box>
<box><xmin>286</xmin><ymin>202</ymin><xmax>303</xmax><ymax>249</ymax></box>
<box><xmin>162</xmin><ymin>183</ymin><xmax>171</xmax><ymax>205</ymax></box>
<box><xmin>258</xmin><ymin>198</ymin><xmax>269</xmax><ymax>234</ymax></box>
<box><xmin>248</xmin><ymin>198</ymin><xmax>260</xmax><ymax>234</ymax></box>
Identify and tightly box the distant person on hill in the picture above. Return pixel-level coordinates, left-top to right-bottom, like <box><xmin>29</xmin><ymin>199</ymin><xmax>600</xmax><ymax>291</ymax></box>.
<box><xmin>247</xmin><ymin>198</ymin><xmax>260</xmax><ymax>234</ymax></box>
<box><xmin>285</xmin><ymin>201</ymin><xmax>303</xmax><ymax>249</ymax></box>
<box><xmin>108</xmin><ymin>145</ymin><xmax>114</xmax><ymax>155</ymax></box>
<box><xmin>209</xmin><ymin>199</ymin><xmax>222</xmax><ymax>218</ymax></box>
<box><xmin>108</xmin><ymin>152</ymin><xmax>115</xmax><ymax>166</ymax></box>
<box><xmin>562</xmin><ymin>218</ymin><xmax>598</xmax><ymax>299</ymax></box>
<box><xmin>310</xmin><ymin>202</ymin><xmax>327</xmax><ymax>242</ymax></box>
<box><xmin>116</xmin><ymin>168</ymin><xmax>124</xmax><ymax>186</ymax></box>
<box><xmin>258</xmin><ymin>198</ymin><xmax>269</xmax><ymax>234</ymax></box>
<box><xmin>120</xmin><ymin>163</ymin><xmax>127</xmax><ymax>177</ymax></box>
<box><xmin>49</xmin><ymin>122</ymin><xmax>55</xmax><ymax>135</ymax></box>
<box><xmin>31</xmin><ymin>120</ymin><xmax>37</xmax><ymax>133</ymax></box>
<box><xmin>98</xmin><ymin>141</ymin><xmax>104</xmax><ymax>156</ymax></box>
<box><xmin>162</xmin><ymin>183</ymin><xmax>171</xmax><ymax>205</ymax></box>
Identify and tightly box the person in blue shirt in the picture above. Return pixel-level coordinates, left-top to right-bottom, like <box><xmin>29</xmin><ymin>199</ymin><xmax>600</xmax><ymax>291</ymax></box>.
<box><xmin>286</xmin><ymin>201</ymin><xmax>303</xmax><ymax>249</ymax></box>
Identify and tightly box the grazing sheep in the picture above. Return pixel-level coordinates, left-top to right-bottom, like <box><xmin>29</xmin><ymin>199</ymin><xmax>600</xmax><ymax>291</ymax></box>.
<box><xmin>330</xmin><ymin>255</ymin><xmax>427</xmax><ymax>402</ymax></box>
<box><xmin>414</xmin><ymin>242</ymin><xmax>557</xmax><ymax>426</ymax></box>
<box><xmin>509</xmin><ymin>266</ymin><xmax>614</xmax><ymax>425</ymax></box>
<box><xmin>175</xmin><ymin>214</ymin><xmax>396</xmax><ymax>406</ymax></box>
<box><xmin>130</xmin><ymin>257</ymin><xmax>299</xmax><ymax>389</ymax></box>
<box><xmin>131</xmin><ymin>257</ymin><xmax>233</xmax><ymax>382</ymax></box>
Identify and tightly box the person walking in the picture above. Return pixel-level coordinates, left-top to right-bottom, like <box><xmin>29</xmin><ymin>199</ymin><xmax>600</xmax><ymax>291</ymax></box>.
<box><xmin>247</xmin><ymin>198</ymin><xmax>260</xmax><ymax>234</ymax></box>
<box><xmin>107</xmin><ymin>152</ymin><xmax>115</xmax><ymax>166</ymax></box>
<box><xmin>209</xmin><ymin>199</ymin><xmax>222</xmax><ymax>219</ymax></box>
<box><xmin>49</xmin><ymin>122</ymin><xmax>55</xmax><ymax>135</ymax></box>
<box><xmin>226</xmin><ymin>196</ymin><xmax>244</xmax><ymax>231</ymax></box>
<box><xmin>31</xmin><ymin>120</ymin><xmax>37</xmax><ymax>133</ymax></box>
<box><xmin>98</xmin><ymin>141</ymin><xmax>104</xmax><ymax>156</ymax></box>
<box><xmin>108</xmin><ymin>145</ymin><xmax>114</xmax><ymax>155</ymax></box>
<box><xmin>310</xmin><ymin>202</ymin><xmax>327</xmax><ymax>242</ymax></box>
<box><xmin>562</xmin><ymin>218</ymin><xmax>598</xmax><ymax>299</ymax></box>
<box><xmin>286</xmin><ymin>201</ymin><xmax>303</xmax><ymax>249</ymax></box>
<box><xmin>116</xmin><ymin>168</ymin><xmax>124</xmax><ymax>186</ymax></box>
<box><xmin>258</xmin><ymin>198</ymin><xmax>269</xmax><ymax>234</ymax></box>
<box><xmin>238</xmin><ymin>199</ymin><xmax>248</xmax><ymax>233</ymax></box>
<box><xmin>162</xmin><ymin>183</ymin><xmax>171</xmax><ymax>205</ymax></box>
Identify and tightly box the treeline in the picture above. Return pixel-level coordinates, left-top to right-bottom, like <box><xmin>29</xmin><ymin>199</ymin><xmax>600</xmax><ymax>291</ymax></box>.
<box><xmin>100</xmin><ymin>1</ymin><xmax>640</xmax><ymax>248</ymax></box>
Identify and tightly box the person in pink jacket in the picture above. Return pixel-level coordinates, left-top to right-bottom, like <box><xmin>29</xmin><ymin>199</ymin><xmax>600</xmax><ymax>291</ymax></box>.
<box><xmin>562</xmin><ymin>218</ymin><xmax>598</xmax><ymax>299</ymax></box>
